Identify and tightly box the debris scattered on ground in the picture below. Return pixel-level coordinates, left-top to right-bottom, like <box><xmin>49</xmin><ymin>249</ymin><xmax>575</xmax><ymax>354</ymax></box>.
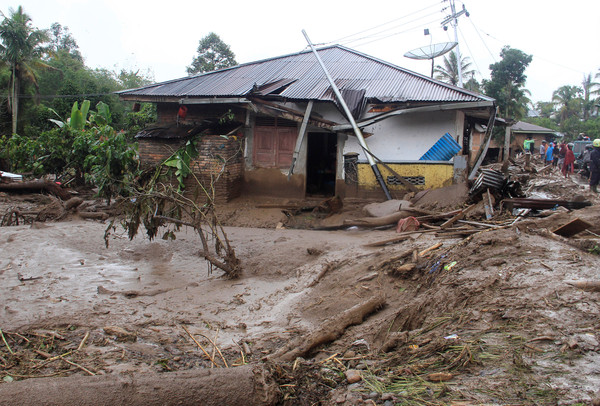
<box><xmin>1</xmin><ymin>154</ymin><xmax>599</xmax><ymax>405</ymax></box>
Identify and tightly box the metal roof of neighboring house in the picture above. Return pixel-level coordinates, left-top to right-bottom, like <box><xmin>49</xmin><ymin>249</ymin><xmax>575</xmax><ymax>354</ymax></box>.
<box><xmin>118</xmin><ymin>45</ymin><xmax>494</xmax><ymax>105</ymax></box>
<box><xmin>511</xmin><ymin>121</ymin><xmax>559</xmax><ymax>134</ymax></box>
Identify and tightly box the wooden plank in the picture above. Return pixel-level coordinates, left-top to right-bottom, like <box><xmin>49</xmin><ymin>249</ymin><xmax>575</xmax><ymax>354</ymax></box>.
<box><xmin>440</xmin><ymin>204</ymin><xmax>475</xmax><ymax>229</ymax></box>
<box><xmin>484</xmin><ymin>189</ymin><xmax>494</xmax><ymax>220</ymax></box>
<box><xmin>552</xmin><ymin>218</ymin><xmax>593</xmax><ymax>237</ymax></box>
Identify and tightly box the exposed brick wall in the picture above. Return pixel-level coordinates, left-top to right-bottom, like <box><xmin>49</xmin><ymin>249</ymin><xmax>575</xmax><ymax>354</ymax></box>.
<box><xmin>138</xmin><ymin>139</ymin><xmax>188</xmax><ymax>167</ymax></box>
<box><xmin>138</xmin><ymin>135</ymin><xmax>244</xmax><ymax>203</ymax></box>
<box><xmin>185</xmin><ymin>135</ymin><xmax>244</xmax><ymax>202</ymax></box>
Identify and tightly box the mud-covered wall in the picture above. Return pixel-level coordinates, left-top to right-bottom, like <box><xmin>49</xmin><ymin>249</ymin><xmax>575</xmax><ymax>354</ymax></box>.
<box><xmin>242</xmin><ymin>168</ymin><xmax>305</xmax><ymax>198</ymax></box>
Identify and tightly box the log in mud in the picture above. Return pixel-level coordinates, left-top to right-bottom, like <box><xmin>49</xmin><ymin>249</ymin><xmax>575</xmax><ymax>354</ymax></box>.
<box><xmin>0</xmin><ymin>365</ymin><xmax>278</xmax><ymax>406</ymax></box>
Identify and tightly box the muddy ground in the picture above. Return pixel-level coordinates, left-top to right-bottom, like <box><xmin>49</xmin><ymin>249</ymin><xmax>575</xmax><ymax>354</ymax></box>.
<box><xmin>1</xmin><ymin>165</ymin><xmax>600</xmax><ymax>405</ymax></box>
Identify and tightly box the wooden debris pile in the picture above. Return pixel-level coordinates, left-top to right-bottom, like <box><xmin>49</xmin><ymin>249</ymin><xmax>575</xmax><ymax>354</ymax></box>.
<box><xmin>1</xmin><ymin>195</ymin><xmax>118</xmax><ymax>226</ymax></box>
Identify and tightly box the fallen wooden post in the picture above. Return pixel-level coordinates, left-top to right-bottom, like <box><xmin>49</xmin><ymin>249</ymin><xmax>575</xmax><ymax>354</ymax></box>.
<box><xmin>0</xmin><ymin>180</ymin><xmax>70</xmax><ymax>200</ymax></box>
<box><xmin>270</xmin><ymin>295</ymin><xmax>386</xmax><ymax>362</ymax></box>
<box><xmin>0</xmin><ymin>366</ymin><xmax>278</xmax><ymax>406</ymax></box>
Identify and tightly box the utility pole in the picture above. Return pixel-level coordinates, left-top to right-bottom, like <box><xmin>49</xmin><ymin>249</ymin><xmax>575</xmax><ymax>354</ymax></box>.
<box><xmin>302</xmin><ymin>30</ymin><xmax>393</xmax><ymax>200</ymax></box>
<box><xmin>441</xmin><ymin>0</ymin><xmax>469</xmax><ymax>87</ymax></box>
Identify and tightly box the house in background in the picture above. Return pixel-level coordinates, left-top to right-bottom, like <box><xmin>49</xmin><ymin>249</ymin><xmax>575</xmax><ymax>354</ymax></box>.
<box><xmin>118</xmin><ymin>45</ymin><xmax>496</xmax><ymax>201</ymax></box>
<box><xmin>510</xmin><ymin>121</ymin><xmax>561</xmax><ymax>157</ymax></box>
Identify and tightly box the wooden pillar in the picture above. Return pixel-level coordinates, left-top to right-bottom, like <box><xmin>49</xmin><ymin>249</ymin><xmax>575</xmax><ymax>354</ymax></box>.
<box><xmin>503</xmin><ymin>126</ymin><xmax>511</xmax><ymax>162</ymax></box>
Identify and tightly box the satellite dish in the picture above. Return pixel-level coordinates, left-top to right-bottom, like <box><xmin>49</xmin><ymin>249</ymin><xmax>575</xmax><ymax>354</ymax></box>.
<box><xmin>404</xmin><ymin>42</ymin><xmax>458</xmax><ymax>60</ymax></box>
<box><xmin>404</xmin><ymin>42</ymin><xmax>458</xmax><ymax>78</ymax></box>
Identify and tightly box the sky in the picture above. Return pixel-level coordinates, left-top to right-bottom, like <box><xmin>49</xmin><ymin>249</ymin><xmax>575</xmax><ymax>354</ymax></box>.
<box><xmin>5</xmin><ymin>0</ymin><xmax>600</xmax><ymax>104</ymax></box>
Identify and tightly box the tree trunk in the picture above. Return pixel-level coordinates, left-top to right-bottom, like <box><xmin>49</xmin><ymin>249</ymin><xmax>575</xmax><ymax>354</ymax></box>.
<box><xmin>0</xmin><ymin>365</ymin><xmax>278</xmax><ymax>406</ymax></box>
<box><xmin>11</xmin><ymin>66</ymin><xmax>19</xmax><ymax>135</ymax></box>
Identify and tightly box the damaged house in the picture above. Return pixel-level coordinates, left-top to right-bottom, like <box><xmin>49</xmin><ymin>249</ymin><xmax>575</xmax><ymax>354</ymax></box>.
<box><xmin>117</xmin><ymin>45</ymin><xmax>496</xmax><ymax>201</ymax></box>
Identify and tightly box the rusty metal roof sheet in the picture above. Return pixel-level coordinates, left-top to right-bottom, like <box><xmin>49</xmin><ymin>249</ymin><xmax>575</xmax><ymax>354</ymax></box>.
<box><xmin>118</xmin><ymin>45</ymin><xmax>493</xmax><ymax>104</ymax></box>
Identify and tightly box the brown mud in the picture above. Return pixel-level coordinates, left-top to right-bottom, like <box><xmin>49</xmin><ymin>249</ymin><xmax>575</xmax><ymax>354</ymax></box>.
<box><xmin>1</xmin><ymin>168</ymin><xmax>600</xmax><ymax>405</ymax></box>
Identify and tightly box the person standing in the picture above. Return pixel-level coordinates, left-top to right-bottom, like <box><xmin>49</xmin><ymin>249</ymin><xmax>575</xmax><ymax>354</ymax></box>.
<box><xmin>562</xmin><ymin>143</ymin><xmax>575</xmax><ymax>178</ymax></box>
<box><xmin>523</xmin><ymin>135</ymin><xmax>535</xmax><ymax>154</ymax></box>
<box><xmin>590</xmin><ymin>139</ymin><xmax>600</xmax><ymax>193</ymax></box>
<box><xmin>545</xmin><ymin>142</ymin><xmax>554</xmax><ymax>165</ymax></box>
<box><xmin>552</xmin><ymin>142</ymin><xmax>560</xmax><ymax>167</ymax></box>
<box><xmin>539</xmin><ymin>140</ymin><xmax>547</xmax><ymax>161</ymax></box>
<box><xmin>557</xmin><ymin>142</ymin><xmax>567</xmax><ymax>169</ymax></box>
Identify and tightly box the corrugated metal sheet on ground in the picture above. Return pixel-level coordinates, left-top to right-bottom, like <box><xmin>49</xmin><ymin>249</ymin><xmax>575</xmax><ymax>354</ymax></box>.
<box><xmin>419</xmin><ymin>133</ymin><xmax>462</xmax><ymax>161</ymax></box>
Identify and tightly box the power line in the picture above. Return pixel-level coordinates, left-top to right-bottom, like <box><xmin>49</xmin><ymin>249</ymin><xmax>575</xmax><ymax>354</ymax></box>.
<box><xmin>327</xmin><ymin>1</ymin><xmax>444</xmax><ymax>45</ymax></box>
<box><xmin>348</xmin><ymin>16</ymin><xmax>444</xmax><ymax>49</ymax></box>
<box><xmin>467</xmin><ymin>17</ymin><xmax>497</xmax><ymax>63</ymax></box>
<box><xmin>471</xmin><ymin>22</ymin><xmax>586</xmax><ymax>75</ymax></box>
<box><xmin>0</xmin><ymin>92</ymin><xmax>117</xmax><ymax>100</ymax></box>
<box><xmin>457</xmin><ymin>25</ymin><xmax>483</xmax><ymax>80</ymax></box>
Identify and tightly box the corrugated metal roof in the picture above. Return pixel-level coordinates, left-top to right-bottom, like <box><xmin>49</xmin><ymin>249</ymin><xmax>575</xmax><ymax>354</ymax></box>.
<box><xmin>118</xmin><ymin>45</ymin><xmax>494</xmax><ymax>104</ymax></box>
<box><xmin>419</xmin><ymin>132</ymin><xmax>462</xmax><ymax>161</ymax></box>
<box><xmin>511</xmin><ymin>121</ymin><xmax>558</xmax><ymax>133</ymax></box>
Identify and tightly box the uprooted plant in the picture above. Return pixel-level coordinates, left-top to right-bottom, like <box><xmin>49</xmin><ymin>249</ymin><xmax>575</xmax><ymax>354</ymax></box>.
<box><xmin>105</xmin><ymin>136</ymin><xmax>242</xmax><ymax>278</ymax></box>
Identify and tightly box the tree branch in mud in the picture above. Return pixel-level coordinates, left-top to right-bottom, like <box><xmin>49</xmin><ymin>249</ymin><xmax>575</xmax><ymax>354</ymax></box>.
<box><xmin>104</xmin><ymin>137</ymin><xmax>242</xmax><ymax>278</ymax></box>
<box><xmin>269</xmin><ymin>295</ymin><xmax>386</xmax><ymax>362</ymax></box>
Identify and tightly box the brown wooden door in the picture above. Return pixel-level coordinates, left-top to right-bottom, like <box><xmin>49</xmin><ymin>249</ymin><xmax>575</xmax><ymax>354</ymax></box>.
<box><xmin>254</xmin><ymin>126</ymin><xmax>277</xmax><ymax>167</ymax></box>
<box><xmin>253</xmin><ymin>123</ymin><xmax>297</xmax><ymax>168</ymax></box>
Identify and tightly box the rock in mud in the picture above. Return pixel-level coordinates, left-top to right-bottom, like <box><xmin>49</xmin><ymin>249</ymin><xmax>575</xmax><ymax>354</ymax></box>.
<box><xmin>103</xmin><ymin>326</ymin><xmax>137</xmax><ymax>342</ymax></box>
<box><xmin>345</xmin><ymin>369</ymin><xmax>362</xmax><ymax>384</ymax></box>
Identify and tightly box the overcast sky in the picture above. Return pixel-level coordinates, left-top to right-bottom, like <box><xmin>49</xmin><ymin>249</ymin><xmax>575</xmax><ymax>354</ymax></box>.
<box><xmin>6</xmin><ymin>0</ymin><xmax>600</xmax><ymax>104</ymax></box>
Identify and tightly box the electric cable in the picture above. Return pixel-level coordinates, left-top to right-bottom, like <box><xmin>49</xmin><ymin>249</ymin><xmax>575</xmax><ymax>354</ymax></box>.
<box><xmin>327</xmin><ymin>1</ymin><xmax>443</xmax><ymax>45</ymax></box>
<box><xmin>457</xmin><ymin>25</ymin><xmax>483</xmax><ymax>80</ymax></box>
<box><xmin>467</xmin><ymin>17</ymin><xmax>497</xmax><ymax>62</ymax></box>
<box><xmin>349</xmin><ymin>16</ymin><xmax>444</xmax><ymax>49</ymax></box>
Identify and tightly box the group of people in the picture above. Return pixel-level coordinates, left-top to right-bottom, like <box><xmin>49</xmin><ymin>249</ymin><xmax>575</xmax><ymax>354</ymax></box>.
<box><xmin>539</xmin><ymin>140</ymin><xmax>574</xmax><ymax>177</ymax></box>
<box><xmin>534</xmin><ymin>137</ymin><xmax>600</xmax><ymax>193</ymax></box>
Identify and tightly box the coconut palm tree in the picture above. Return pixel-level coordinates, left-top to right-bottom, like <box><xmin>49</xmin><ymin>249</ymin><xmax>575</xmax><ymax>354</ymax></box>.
<box><xmin>0</xmin><ymin>6</ymin><xmax>49</xmax><ymax>134</ymax></box>
<box><xmin>433</xmin><ymin>52</ymin><xmax>475</xmax><ymax>87</ymax></box>
<box><xmin>552</xmin><ymin>85</ymin><xmax>582</xmax><ymax>123</ymax></box>
<box><xmin>581</xmin><ymin>73</ymin><xmax>598</xmax><ymax>120</ymax></box>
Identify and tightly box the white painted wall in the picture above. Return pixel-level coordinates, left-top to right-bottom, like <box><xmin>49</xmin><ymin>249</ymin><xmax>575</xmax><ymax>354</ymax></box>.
<box><xmin>343</xmin><ymin>109</ymin><xmax>460</xmax><ymax>162</ymax></box>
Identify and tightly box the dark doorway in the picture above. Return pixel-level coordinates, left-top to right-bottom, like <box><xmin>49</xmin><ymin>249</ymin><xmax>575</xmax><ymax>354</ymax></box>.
<box><xmin>306</xmin><ymin>132</ymin><xmax>337</xmax><ymax>197</ymax></box>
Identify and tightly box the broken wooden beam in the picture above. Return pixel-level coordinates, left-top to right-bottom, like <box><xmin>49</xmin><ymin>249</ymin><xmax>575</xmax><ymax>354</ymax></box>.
<box><xmin>440</xmin><ymin>205</ymin><xmax>475</xmax><ymax>229</ymax></box>
<box><xmin>502</xmin><ymin>198</ymin><xmax>592</xmax><ymax>211</ymax></box>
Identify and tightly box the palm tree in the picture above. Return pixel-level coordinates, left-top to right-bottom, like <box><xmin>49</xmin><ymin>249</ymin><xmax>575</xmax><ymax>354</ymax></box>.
<box><xmin>581</xmin><ymin>73</ymin><xmax>598</xmax><ymax>120</ymax></box>
<box><xmin>433</xmin><ymin>52</ymin><xmax>475</xmax><ymax>87</ymax></box>
<box><xmin>552</xmin><ymin>85</ymin><xmax>582</xmax><ymax>123</ymax></box>
<box><xmin>0</xmin><ymin>6</ymin><xmax>49</xmax><ymax>134</ymax></box>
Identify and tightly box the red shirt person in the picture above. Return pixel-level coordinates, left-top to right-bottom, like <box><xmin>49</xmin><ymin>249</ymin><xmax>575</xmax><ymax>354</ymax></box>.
<box><xmin>562</xmin><ymin>143</ymin><xmax>576</xmax><ymax>178</ymax></box>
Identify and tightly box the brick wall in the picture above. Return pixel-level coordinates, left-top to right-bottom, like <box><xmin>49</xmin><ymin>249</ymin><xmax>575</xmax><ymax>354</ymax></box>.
<box><xmin>138</xmin><ymin>138</ymin><xmax>188</xmax><ymax>167</ymax></box>
<box><xmin>185</xmin><ymin>135</ymin><xmax>244</xmax><ymax>202</ymax></box>
<box><xmin>139</xmin><ymin>135</ymin><xmax>244</xmax><ymax>203</ymax></box>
